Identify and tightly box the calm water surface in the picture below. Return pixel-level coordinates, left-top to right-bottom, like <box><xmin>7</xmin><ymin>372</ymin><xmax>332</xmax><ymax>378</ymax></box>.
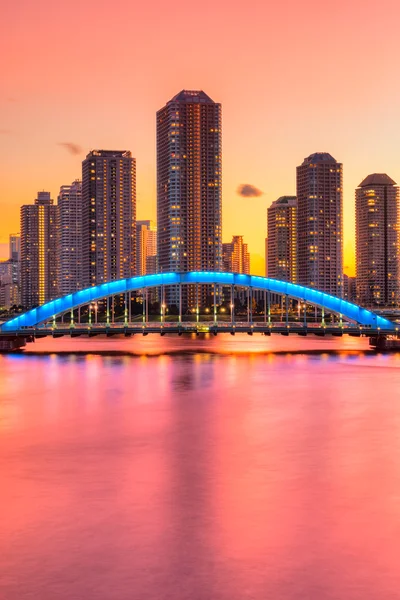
<box><xmin>1</xmin><ymin>335</ymin><xmax>400</xmax><ymax>599</ymax></box>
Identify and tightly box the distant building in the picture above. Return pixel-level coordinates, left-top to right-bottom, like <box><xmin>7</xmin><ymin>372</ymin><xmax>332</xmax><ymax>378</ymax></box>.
<box><xmin>157</xmin><ymin>90</ymin><xmax>222</xmax><ymax>308</ymax></box>
<box><xmin>265</xmin><ymin>238</ymin><xmax>268</xmax><ymax>277</ymax></box>
<box><xmin>20</xmin><ymin>192</ymin><xmax>58</xmax><ymax>308</ymax></box>
<box><xmin>297</xmin><ymin>153</ymin><xmax>343</xmax><ymax>296</ymax></box>
<box><xmin>9</xmin><ymin>234</ymin><xmax>20</xmax><ymax>262</ymax></box>
<box><xmin>356</xmin><ymin>174</ymin><xmax>400</xmax><ymax>306</ymax></box>
<box><xmin>58</xmin><ymin>180</ymin><xmax>83</xmax><ymax>295</ymax></box>
<box><xmin>222</xmin><ymin>235</ymin><xmax>250</xmax><ymax>274</ymax></box>
<box><xmin>0</xmin><ymin>256</ymin><xmax>19</xmax><ymax>309</ymax></box>
<box><xmin>82</xmin><ymin>150</ymin><xmax>136</xmax><ymax>287</ymax></box>
<box><xmin>136</xmin><ymin>220</ymin><xmax>157</xmax><ymax>276</ymax></box>
<box><xmin>8</xmin><ymin>233</ymin><xmax>21</xmax><ymax>305</ymax></box>
<box><xmin>267</xmin><ymin>196</ymin><xmax>297</xmax><ymax>282</ymax></box>
<box><xmin>343</xmin><ymin>274</ymin><xmax>356</xmax><ymax>304</ymax></box>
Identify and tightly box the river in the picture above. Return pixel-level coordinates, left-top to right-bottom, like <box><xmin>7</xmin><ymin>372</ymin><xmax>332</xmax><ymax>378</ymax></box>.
<box><xmin>1</xmin><ymin>335</ymin><xmax>400</xmax><ymax>599</ymax></box>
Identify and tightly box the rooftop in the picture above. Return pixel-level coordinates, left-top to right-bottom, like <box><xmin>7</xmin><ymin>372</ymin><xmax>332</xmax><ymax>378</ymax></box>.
<box><xmin>170</xmin><ymin>90</ymin><xmax>216</xmax><ymax>104</ymax></box>
<box><xmin>86</xmin><ymin>150</ymin><xmax>132</xmax><ymax>159</ymax></box>
<box><xmin>273</xmin><ymin>196</ymin><xmax>297</xmax><ymax>206</ymax></box>
<box><xmin>358</xmin><ymin>173</ymin><xmax>397</xmax><ymax>187</ymax></box>
<box><xmin>302</xmin><ymin>152</ymin><xmax>338</xmax><ymax>165</ymax></box>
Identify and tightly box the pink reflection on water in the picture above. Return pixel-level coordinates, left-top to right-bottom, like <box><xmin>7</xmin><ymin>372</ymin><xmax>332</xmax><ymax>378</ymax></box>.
<box><xmin>1</xmin><ymin>338</ymin><xmax>400</xmax><ymax>599</ymax></box>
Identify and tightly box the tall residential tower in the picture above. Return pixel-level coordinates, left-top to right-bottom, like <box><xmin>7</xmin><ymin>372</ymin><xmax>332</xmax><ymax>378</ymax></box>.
<box><xmin>222</xmin><ymin>236</ymin><xmax>250</xmax><ymax>274</ymax></box>
<box><xmin>356</xmin><ymin>174</ymin><xmax>400</xmax><ymax>306</ymax></box>
<box><xmin>20</xmin><ymin>191</ymin><xmax>58</xmax><ymax>308</ymax></box>
<box><xmin>267</xmin><ymin>196</ymin><xmax>297</xmax><ymax>282</ymax></box>
<box><xmin>157</xmin><ymin>90</ymin><xmax>222</xmax><ymax>307</ymax></box>
<box><xmin>136</xmin><ymin>220</ymin><xmax>157</xmax><ymax>276</ymax></box>
<box><xmin>58</xmin><ymin>180</ymin><xmax>83</xmax><ymax>295</ymax></box>
<box><xmin>296</xmin><ymin>153</ymin><xmax>343</xmax><ymax>296</ymax></box>
<box><xmin>82</xmin><ymin>150</ymin><xmax>136</xmax><ymax>287</ymax></box>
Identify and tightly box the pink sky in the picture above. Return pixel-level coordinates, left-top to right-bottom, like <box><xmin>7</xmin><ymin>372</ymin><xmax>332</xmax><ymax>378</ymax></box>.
<box><xmin>2</xmin><ymin>0</ymin><xmax>400</xmax><ymax>274</ymax></box>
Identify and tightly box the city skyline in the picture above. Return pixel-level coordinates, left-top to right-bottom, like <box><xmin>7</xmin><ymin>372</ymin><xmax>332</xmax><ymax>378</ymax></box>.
<box><xmin>3</xmin><ymin>0</ymin><xmax>400</xmax><ymax>275</ymax></box>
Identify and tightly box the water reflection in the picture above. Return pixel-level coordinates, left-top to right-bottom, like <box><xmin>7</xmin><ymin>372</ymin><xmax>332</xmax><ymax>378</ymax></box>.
<box><xmin>1</xmin><ymin>337</ymin><xmax>400</xmax><ymax>599</ymax></box>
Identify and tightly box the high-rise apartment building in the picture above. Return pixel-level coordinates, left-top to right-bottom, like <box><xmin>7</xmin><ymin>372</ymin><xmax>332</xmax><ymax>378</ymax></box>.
<box><xmin>222</xmin><ymin>235</ymin><xmax>250</xmax><ymax>274</ymax></box>
<box><xmin>343</xmin><ymin>273</ymin><xmax>357</xmax><ymax>304</ymax></box>
<box><xmin>267</xmin><ymin>196</ymin><xmax>297</xmax><ymax>282</ymax></box>
<box><xmin>58</xmin><ymin>180</ymin><xmax>83</xmax><ymax>295</ymax></box>
<box><xmin>82</xmin><ymin>150</ymin><xmax>136</xmax><ymax>287</ymax></box>
<box><xmin>9</xmin><ymin>234</ymin><xmax>20</xmax><ymax>262</ymax></box>
<box><xmin>20</xmin><ymin>191</ymin><xmax>58</xmax><ymax>308</ymax></box>
<box><xmin>356</xmin><ymin>174</ymin><xmax>400</xmax><ymax>306</ymax></box>
<box><xmin>296</xmin><ymin>153</ymin><xmax>343</xmax><ymax>296</ymax></box>
<box><xmin>136</xmin><ymin>220</ymin><xmax>157</xmax><ymax>276</ymax></box>
<box><xmin>8</xmin><ymin>233</ymin><xmax>21</xmax><ymax>305</ymax></box>
<box><xmin>0</xmin><ymin>236</ymin><xmax>20</xmax><ymax>309</ymax></box>
<box><xmin>157</xmin><ymin>90</ymin><xmax>222</xmax><ymax>307</ymax></box>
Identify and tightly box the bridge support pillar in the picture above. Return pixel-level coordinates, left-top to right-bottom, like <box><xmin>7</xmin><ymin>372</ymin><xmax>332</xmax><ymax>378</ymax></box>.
<box><xmin>263</xmin><ymin>290</ymin><xmax>267</xmax><ymax>323</ymax></box>
<box><xmin>213</xmin><ymin>284</ymin><xmax>217</xmax><ymax>326</ymax></box>
<box><xmin>196</xmin><ymin>284</ymin><xmax>199</xmax><ymax>323</ymax></box>
<box><xmin>231</xmin><ymin>285</ymin><xmax>235</xmax><ymax>325</ymax></box>
<box><xmin>285</xmin><ymin>295</ymin><xmax>289</xmax><ymax>327</ymax></box>
<box><xmin>268</xmin><ymin>291</ymin><xmax>271</xmax><ymax>325</ymax></box>
<box><xmin>178</xmin><ymin>283</ymin><xmax>182</xmax><ymax>324</ymax></box>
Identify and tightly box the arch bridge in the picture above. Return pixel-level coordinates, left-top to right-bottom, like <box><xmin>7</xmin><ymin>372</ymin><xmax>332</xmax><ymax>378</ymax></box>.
<box><xmin>0</xmin><ymin>272</ymin><xmax>398</xmax><ymax>348</ymax></box>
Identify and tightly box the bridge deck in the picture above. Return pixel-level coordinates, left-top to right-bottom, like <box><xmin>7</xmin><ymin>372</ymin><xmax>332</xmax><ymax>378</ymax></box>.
<box><xmin>0</xmin><ymin>322</ymin><xmax>396</xmax><ymax>339</ymax></box>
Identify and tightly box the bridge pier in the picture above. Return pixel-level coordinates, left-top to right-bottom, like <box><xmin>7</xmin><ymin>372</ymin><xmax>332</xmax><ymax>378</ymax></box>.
<box><xmin>0</xmin><ymin>336</ymin><xmax>29</xmax><ymax>351</ymax></box>
<box><xmin>370</xmin><ymin>335</ymin><xmax>400</xmax><ymax>351</ymax></box>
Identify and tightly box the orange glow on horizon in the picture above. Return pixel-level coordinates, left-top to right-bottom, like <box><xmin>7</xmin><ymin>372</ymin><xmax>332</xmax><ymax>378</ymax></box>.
<box><xmin>2</xmin><ymin>0</ymin><xmax>399</xmax><ymax>279</ymax></box>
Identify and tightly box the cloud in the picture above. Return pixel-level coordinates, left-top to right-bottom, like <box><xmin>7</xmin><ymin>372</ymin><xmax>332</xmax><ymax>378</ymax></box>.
<box><xmin>58</xmin><ymin>142</ymin><xmax>82</xmax><ymax>156</ymax></box>
<box><xmin>237</xmin><ymin>183</ymin><xmax>263</xmax><ymax>198</ymax></box>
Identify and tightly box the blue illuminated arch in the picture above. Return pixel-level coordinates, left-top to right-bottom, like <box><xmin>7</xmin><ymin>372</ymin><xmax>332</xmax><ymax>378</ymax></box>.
<box><xmin>0</xmin><ymin>272</ymin><xmax>397</xmax><ymax>331</ymax></box>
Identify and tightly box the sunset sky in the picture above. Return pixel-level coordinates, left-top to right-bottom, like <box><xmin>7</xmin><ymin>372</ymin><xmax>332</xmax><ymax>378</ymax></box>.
<box><xmin>2</xmin><ymin>0</ymin><xmax>400</xmax><ymax>275</ymax></box>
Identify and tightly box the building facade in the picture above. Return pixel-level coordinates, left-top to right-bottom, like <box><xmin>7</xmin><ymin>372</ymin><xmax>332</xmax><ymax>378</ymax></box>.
<box><xmin>58</xmin><ymin>180</ymin><xmax>83</xmax><ymax>295</ymax></box>
<box><xmin>296</xmin><ymin>152</ymin><xmax>343</xmax><ymax>297</ymax></box>
<box><xmin>9</xmin><ymin>234</ymin><xmax>21</xmax><ymax>262</ymax></box>
<box><xmin>157</xmin><ymin>90</ymin><xmax>222</xmax><ymax>307</ymax></box>
<box><xmin>20</xmin><ymin>192</ymin><xmax>58</xmax><ymax>308</ymax></box>
<box><xmin>8</xmin><ymin>233</ymin><xmax>21</xmax><ymax>306</ymax></box>
<box><xmin>267</xmin><ymin>196</ymin><xmax>297</xmax><ymax>282</ymax></box>
<box><xmin>82</xmin><ymin>150</ymin><xmax>136</xmax><ymax>287</ymax></box>
<box><xmin>222</xmin><ymin>235</ymin><xmax>250</xmax><ymax>274</ymax></box>
<box><xmin>136</xmin><ymin>220</ymin><xmax>157</xmax><ymax>276</ymax></box>
<box><xmin>343</xmin><ymin>274</ymin><xmax>357</xmax><ymax>304</ymax></box>
<box><xmin>356</xmin><ymin>173</ymin><xmax>400</xmax><ymax>306</ymax></box>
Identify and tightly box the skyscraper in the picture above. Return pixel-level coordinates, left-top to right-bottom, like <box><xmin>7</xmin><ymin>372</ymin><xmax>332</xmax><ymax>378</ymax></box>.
<box><xmin>136</xmin><ymin>220</ymin><xmax>157</xmax><ymax>276</ymax></box>
<box><xmin>0</xmin><ymin>235</ymin><xmax>21</xmax><ymax>309</ymax></box>
<box><xmin>267</xmin><ymin>196</ymin><xmax>297</xmax><ymax>282</ymax></box>
<box><xmin>222</xmin><ymin>236</ymin><xmax>250</xmax><ymax>274</ymax></box>
<box><xmin>157</xmin><ymin>90</ymin><xmax>222</xmax><ymax>307</ymax></box>
<box><xmin>8</xmin><ymin>233</ymin><xmax>21</xmax><ymax>305</ymax></box>
<box><xmin>82</xmin><ymin>150</ymin><xmax>136</xmax><ymax>287</ymax></box>
<box><xmin>58</xmin><ymin>180</ymin><xmax>83</xmax><ymax>295</ymax></box>
<box><xmin>9</xmin><ymin>234</ymin><xmax>20</xmax><ymax>262</ymax></box>
<box><xmin>296</xmin><ymin>153</ymin><xmax>343</xmax><ymax>296</ymax></box>
<box><xmin>20</xmin><ymin>191</ymin><xmax>58</xmax><ymax>308</ymax></box>
<box><xmin>356</xmin><ymin>174</ymin><xmax>400</xmax><ymax>306</ymax></box>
